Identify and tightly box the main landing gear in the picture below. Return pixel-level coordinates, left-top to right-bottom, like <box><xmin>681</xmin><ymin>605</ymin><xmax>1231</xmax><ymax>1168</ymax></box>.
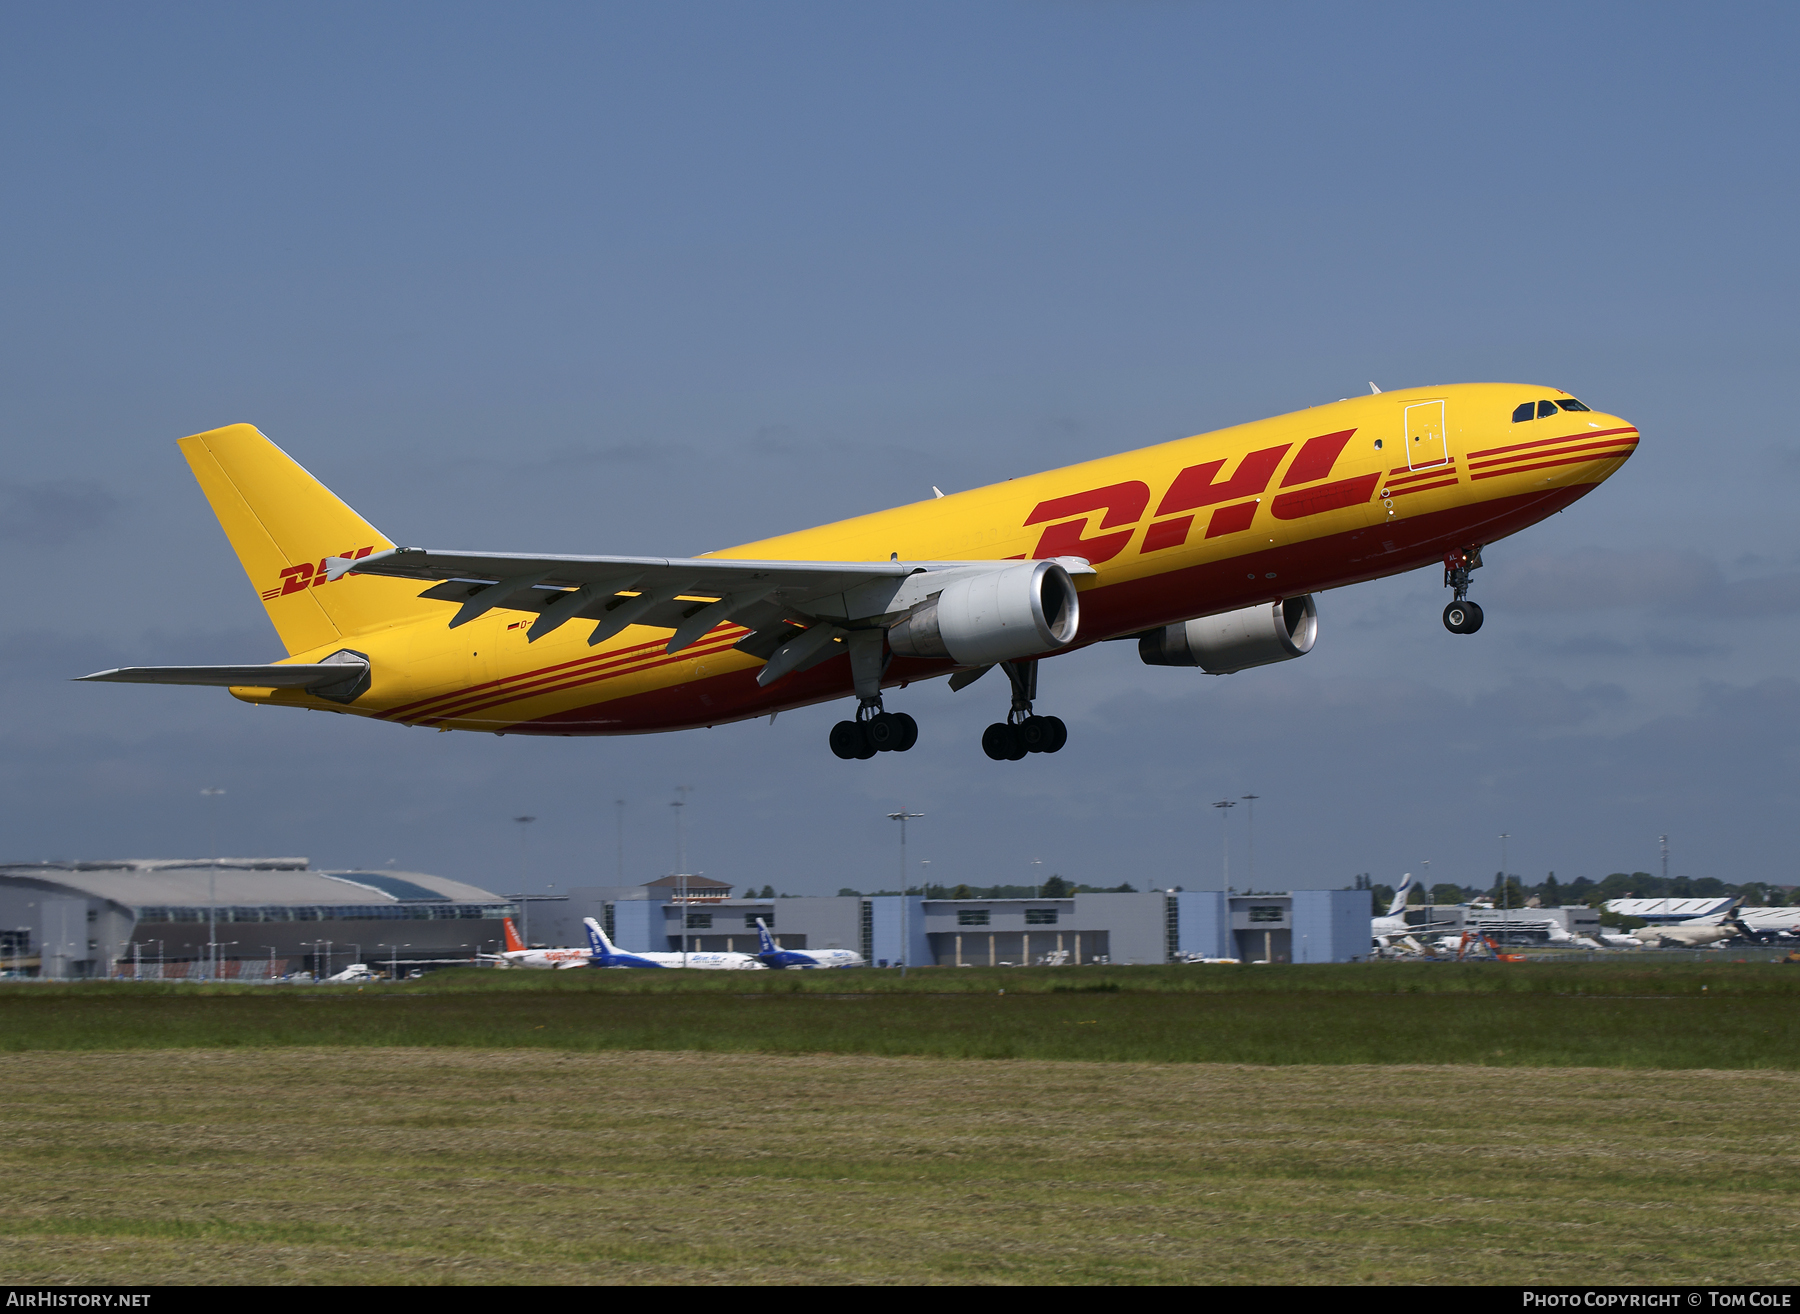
<box><xmin>829</xmin><ymin>630</ymin><xmax>918</xmax><ymax>759</ymax></box>
<box><xmin>1442</xmin><ymin>545</ymin><xmax>1485</xmax><ymax>635</ymax></box>
<box><xmin>982</xmin><ymin>660</ymin><xmax>1067</xmax><ymax>761</ymax></box>
<box><xmin>830</xmin><ymin>699</ymin><xmax>919</xmax><ymax>760</ymax></box>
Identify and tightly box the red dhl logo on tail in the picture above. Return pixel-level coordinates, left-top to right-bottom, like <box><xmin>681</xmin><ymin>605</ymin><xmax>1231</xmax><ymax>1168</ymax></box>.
<box><xmin>260</xmin><ymin>546</ymin><xmax>375</xmax><ymax>601</ymax></box>
<box><xmin>1022</xmin><ymin>429</ymin><xmax>1381</xmax><ymax>562</ymax></box>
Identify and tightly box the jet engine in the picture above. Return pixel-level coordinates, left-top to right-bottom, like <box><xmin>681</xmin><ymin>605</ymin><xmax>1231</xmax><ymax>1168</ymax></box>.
<box><xmin>887</xmin><ymin>559</ymin><xmax>1081</xmax><ymax>666</ymax></box>
<box><xmin>1138</xmin><ymin>595</ymin><xmax>1317</xmax><ymax>674</ymax></box>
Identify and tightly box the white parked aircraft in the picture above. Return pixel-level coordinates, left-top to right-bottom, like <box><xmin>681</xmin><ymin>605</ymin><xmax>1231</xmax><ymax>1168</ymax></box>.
<box><xmin>1630</xmin><ymin>901</ymin><xmax>1754</xmax><ymax>949</ymax></box>
<box><xmin>481</xmin><ymin>917</ymin><xmax>595</xmax><ymax>970</ymax></box>
<box><xmin>583</xmin><ymin>918</ymin><xmax>765</xmax><ymax>970</ymax></box>
<box><xmin>325</xmin><ymin>962</ymin><xmax>379</xmax><ymax>983</ymax></box>
<box><xmin>753</xmin><ymin>917</ymin><xmax>864</xmax><ymax>969</ymax></box>
<box><xmin>1371</xmin><ymin>874</ymin><xmax>1461</xmax><ymax>949</ymax></box>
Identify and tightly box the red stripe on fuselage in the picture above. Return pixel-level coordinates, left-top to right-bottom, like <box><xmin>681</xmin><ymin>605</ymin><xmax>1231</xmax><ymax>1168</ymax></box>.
<box><xmin>1387</xmin><ymin>477</ymin><xmax>1459</xmax><ymax>497</ymax></box>
<box><xmin>1465</xmin><ymin>426</ymin><xmax>1638</xmax><ymax>460</ymax></box>
<box><xmin>1468</xmin><ymin>435</ymin><xmax>1639</xmax><ymax>472</ymax></box>
<box><xmin>1469</xmin><ymin>448</ymin><xmax>1636</xmax><ymax>481</ymax></box>
<box><xmin>396</xmin><ymin>633</ymin><xmax>745</xmax><ymax>726</ymax></box>
<box><xmin>418</xmin><ymin>637</ymin><xmax>746</xmax><ymax>725</ymax></box>
<box><xmin>378</xmin><ymin>628</ymin><xmax>747</xmax><ymax>721</ymax></box>
<box><xmin>1386</xmin><ymin>464</ymin><xmax>1458</xmax><ymax>486</ymax></box>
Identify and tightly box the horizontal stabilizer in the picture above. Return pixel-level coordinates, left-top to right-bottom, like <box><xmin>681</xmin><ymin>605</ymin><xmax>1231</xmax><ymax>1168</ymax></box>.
<box><xmin>75</xmin><ymin>661</ymin><xmax>368</xmax><ymax>689</ymax></box>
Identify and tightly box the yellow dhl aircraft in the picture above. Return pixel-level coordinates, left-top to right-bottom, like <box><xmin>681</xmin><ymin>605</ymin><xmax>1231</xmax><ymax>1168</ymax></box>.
<box><xmin>81</xmin><ymin>383</ymin><xmax>1637</xmax><ymax>760</ymax></box>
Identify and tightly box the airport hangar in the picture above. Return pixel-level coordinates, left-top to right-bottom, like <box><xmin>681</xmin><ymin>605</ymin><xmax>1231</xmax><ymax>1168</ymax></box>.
<box><xmin>535</xmin><ymin>876</ymin><xmax>1371</xmax><ymax>966</ymax></box>
<box><xmin>0</xmin><ymin>859</ymin><xmax>516</xmax><ymax>979</ymax></box>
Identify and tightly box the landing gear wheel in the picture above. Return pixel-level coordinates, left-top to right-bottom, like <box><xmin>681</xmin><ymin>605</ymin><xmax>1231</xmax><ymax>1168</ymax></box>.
<box><xmin>861</xmin><ymin>711</ymin><xmax>919</xmax><ymax>752</ymax></box>
<box><xmin>982</xmin><ymin>722</ymin><xmax>1026</xmax><ymax>761</ymax></box>
<box><xmin>889</xmin><ymin>712</ymin><xmax>918</xmax><ymax>752</ymax></box>
<box><xmin>1019</xmin><ymin>714</ymin><xmax>1067</xmax><ymax>754</ymax></box>
<box><xmin>830</xmin><ymin>720</ymin><xmax>871</xmax><ymax>760</ymax></box>
<box><xmin>1443</xmin><ymin>600</ymin><xmax>1485</xmax><ymax>635</ymax></box>
<box><xmin>865</xmin><ymin>712</ymin><xmax>900</xmax><ymax>752</ymax></box>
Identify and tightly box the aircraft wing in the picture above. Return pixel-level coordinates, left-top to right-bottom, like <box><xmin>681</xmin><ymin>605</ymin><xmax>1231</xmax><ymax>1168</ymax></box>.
<box><xmin>333</xmin><ymin>547</ymin><xmax>1095</xmax><ymax>675</ymax></box>
<box><xmin>74</xmin><ymin>661</ymin><xmax>368</xmax><ymax>689</ymax></box>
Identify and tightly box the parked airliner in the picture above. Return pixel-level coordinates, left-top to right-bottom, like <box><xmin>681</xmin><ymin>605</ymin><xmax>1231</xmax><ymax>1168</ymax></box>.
<box><xmin>481</xmin><ymin>917</ymin><xmax>594</xmax><ymax>970</ymax></box>
<box><xmin>1370</xmin><ymin>874</ymin><xmax>1461</xmax><ymax>949</ymax></box>
<box><xmin>79</xmin><ymin>384</ymin><xmax>1636</xmax><ymax>759</ymax></box>
<box><xmin>753</xmin><ymin>918</ymin><xmax>864</xmax><ymax>969</ymax></box>
<box><xmin>582</xmin><ymin>917</ymin><xmax>764</xmax><ymax>970</ymax></box>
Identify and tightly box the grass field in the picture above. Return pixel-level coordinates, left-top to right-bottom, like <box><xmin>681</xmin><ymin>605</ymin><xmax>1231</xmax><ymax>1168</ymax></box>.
<box><xmin>3</xmin><ymin>962</ymin><xmax>1796</xmax><ymax>1284</ymax></box>
<box><xmin>0</xmin><ymin>1049</ymin><xmax>1795</xmax><ymax>1285</ymax></box>
<box><xmin>2</xmin><ymin>961</ymin><xmax>1796</xmax><ymax>1068</ymax></box>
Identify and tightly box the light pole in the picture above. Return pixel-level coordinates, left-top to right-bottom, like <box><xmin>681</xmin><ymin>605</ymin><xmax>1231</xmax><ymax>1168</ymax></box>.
<box><xmin>512</xmin><ymin>816</ymin><xmax>536</xmax><ymax>943</ymax></box>
<box><xmin>1659</xmin><ymin>834</ymin><xmax>1670</xmax><ymax>885</ymax></box>
<box><xmin>615</xmin><ymin>799</ymin><xmax>627</xmax><ymax>885</ymax></box>
<box><xmin>1498</xmin><ymin>834</ymin><xmax>1512</xmax><ymax>909</ymax></box>
<box><xmin>1213</xmin><ymin>800</ymin><xmax>1236</xmax><ymax>890</ymax></box>
<box><xmin>1240</xmin><ymin>795</ymin><xmax>1259</xmax><ymax>888</ymax></box>
<box><xmin>672</xmin><ymin>787</ymin><xmax>693</xmax><ymax>966</ymax></box>
<box><xmin>381</xmin><ymin>943</ymin><xmax>410</xmax><ymax>980</ymax></box>
<box><xmin>888</xmin><ymin>811</ymin><xmax>924</xmax><ymax>976</ymax></box>
<box><xmin>201</xmin><ymin>788</ymin><xmax>225</xmax><ymax>979</ymax></box>
<box><xmin>261</xmin><ymin>946</ymin><xmax>279</xmax><ymax>980</ymax></box>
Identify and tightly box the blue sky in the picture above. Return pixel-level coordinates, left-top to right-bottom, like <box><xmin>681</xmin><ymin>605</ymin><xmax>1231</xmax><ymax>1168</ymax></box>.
<box><xmin>2</xmin><ymin>2</ymin><xmax>1796</xmax><ymax>898</ymax></box>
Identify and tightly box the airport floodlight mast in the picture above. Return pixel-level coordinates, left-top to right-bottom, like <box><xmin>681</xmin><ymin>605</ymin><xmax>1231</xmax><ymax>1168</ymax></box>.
<box><xmin>1498</xmin><ymin>834</ymin><xmax>1512</xmax><ymax>909</ymax></box>
<box><xmin>1212</xmin><ymin>800</ymin><xmax>1235</xmax><ymax>890</ymax></box>
<box><xmin>379</xmin><ymin>936</ymin><xmax>408</xmax><ymax>979</ymax></box>
<box><xmin>1660</xmin><ymin>834</ymin><xmax>1670</xmax><ymax>884</ymax></box>
<box><xmin>615</xmin><ymin>798</ymin><xmax>626</xmax><ymax>885</ymax></box>
<box><xmin>888</xmin><ymin>810</ymin><xmax>924</xmax><ymax>976</ymax></box>
<box><xmin>200</xmin><ymin>787</ymin><xmax>225</xmax><ymax>979</ymax></box>
<box><xmin>672</xmin><ymin>786</ymin><xmax>694</xmax><ymax>966</ymax></box>
<box><xmin>511</xmin><ymin>816</ymin><xmax>536</xmax><ymax>942</ymax></box>
<box><xmin>1240</xmin><ymin>795</ymin><xmax>1260</xmax><ymax>887</ymax></box>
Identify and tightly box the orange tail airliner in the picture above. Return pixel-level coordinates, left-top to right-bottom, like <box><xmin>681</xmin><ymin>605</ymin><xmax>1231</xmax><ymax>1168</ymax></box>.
<box><xmin>81</xmin><ymin>384</ymin><xmax>1636</xmax><ymax>760</ymax></box>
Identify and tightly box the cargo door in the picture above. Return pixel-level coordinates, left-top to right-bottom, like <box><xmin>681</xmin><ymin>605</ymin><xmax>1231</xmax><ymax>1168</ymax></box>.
<box><xmin>1404</xmin><ymin>400</ymin><xmax>1448</xmax><ymax>470</ymax></box>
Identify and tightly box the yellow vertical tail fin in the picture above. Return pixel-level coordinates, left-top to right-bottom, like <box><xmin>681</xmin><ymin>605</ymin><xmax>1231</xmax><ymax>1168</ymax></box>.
<box><xmin>178</xmin><ymin>424</ymin><xmax>442</xmax><ymax>655</ymax></box>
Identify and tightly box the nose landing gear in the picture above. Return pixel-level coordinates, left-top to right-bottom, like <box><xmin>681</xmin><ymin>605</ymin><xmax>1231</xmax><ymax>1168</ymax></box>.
<box><xmin>981</xmin><ymin>659</ymin><xmax>1067</xmax><ymax>761</ymax></box>
<box><xmin>1442</xmin><ymin>546</ymin><xmax>1485</xmax><ymax>635</ymax></box>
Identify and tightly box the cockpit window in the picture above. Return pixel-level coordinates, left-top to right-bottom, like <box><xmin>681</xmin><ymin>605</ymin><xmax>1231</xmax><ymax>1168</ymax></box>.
<box><xmin>1536</xmin><ymin>400</ymin><xmax>1559</xmax><ymax>419</ymax></box>
<box><xmin>1512</xmin><ymin>403</ymin><xmax>1535</xmax><ymax>422</ymax></box>
<box><xmin>1555</xmin><ymin>398</ymin><xmax>1591</xmax><ymax>412</ymax></box>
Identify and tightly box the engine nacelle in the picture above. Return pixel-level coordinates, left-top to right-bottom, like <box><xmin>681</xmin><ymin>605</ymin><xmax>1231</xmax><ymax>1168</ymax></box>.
<box><xmin>887</xmin><ymin>560</ymin><xmax>1080</xmax><ymax>666</ymax></box>
<box><xmin>1139</xmin><ymin>595</ymin><xmax>1317</xmax><ymax>674</ymax></box>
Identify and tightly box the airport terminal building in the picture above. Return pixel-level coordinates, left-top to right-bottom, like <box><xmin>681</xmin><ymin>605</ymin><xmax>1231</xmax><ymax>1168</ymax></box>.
<box><xmin>537</xmin><ymin>880</ymin><xmax>1370</xmax><ymax>965</ymax></box>
<box><xmin>0</xmin><ymin>859</ymin><xmax>516</xmax><ymax>979</ymax></box>
<box><xmin>0</xmin><ymin>859</ymin><xmax>1370</xmax><ymax>977</ymax></box>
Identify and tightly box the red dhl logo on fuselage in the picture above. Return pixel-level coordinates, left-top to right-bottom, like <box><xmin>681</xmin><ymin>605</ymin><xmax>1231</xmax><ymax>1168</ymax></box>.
<box><xmin>1022</xmin><ymin>428</ymin><xmax>1378</xmax><ymax>564</ymax></box>
<box><xmin>260</xmin><ymin>547</ymin><xmax>376</xmax><ymax>601</ymax></box>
